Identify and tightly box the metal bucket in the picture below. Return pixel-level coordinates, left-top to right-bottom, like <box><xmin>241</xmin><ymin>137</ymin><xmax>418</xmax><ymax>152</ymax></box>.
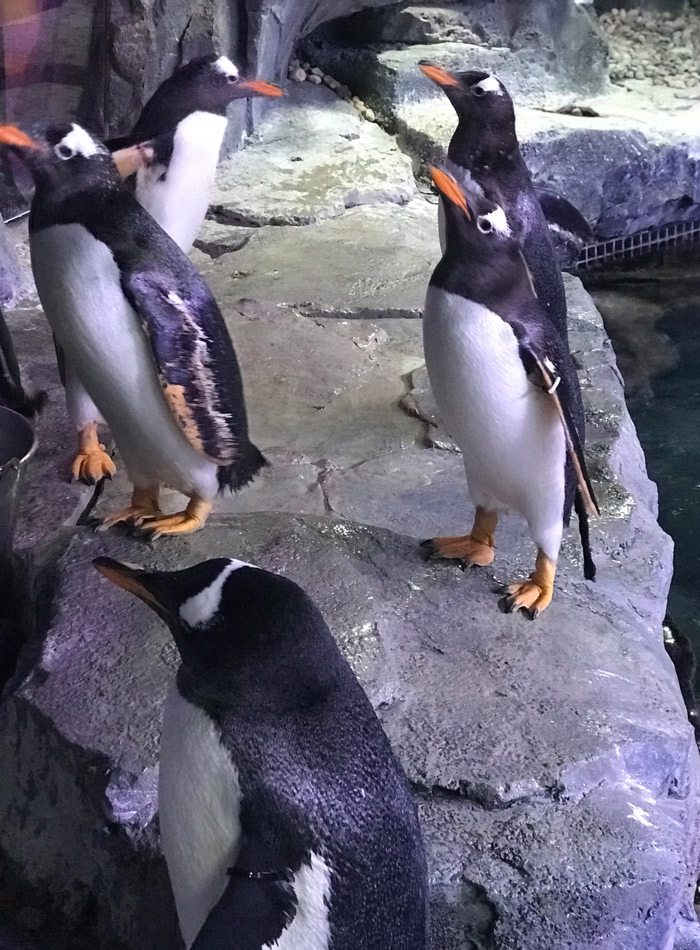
<box><xmin>0</xmin><ymin>406</ymin><xmax>36</xmax><ymax>558</ymax></box>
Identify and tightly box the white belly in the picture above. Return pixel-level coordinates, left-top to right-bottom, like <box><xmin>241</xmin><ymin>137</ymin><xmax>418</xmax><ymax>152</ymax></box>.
<box><xmin>136</xmin><ymin>111</ymin><xmax>227</xmax><ymax>252</ymax></box>
<box><xmin>423</xmin><ymin>285</ymin><xmax>566</xmax><ymax>557</ymax></box>
<box><xmin>31</xmin><ymin>224</ymin><xmax>218</xmax><ymax>498</ymax></box>
<box><xmin>159</xmin><ymin>685</ymin><xmax>242</xmax><ymax>949</ymax></box>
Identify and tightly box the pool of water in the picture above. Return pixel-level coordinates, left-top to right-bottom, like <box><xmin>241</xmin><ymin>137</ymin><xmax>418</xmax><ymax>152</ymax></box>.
<box><xmin>589</xmin><ymin>263</ymin><xmax>700</xmax><ymax>687</ymax></box>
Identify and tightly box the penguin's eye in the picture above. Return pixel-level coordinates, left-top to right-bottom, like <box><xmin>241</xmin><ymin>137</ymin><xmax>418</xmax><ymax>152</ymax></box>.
<box><xmin>55</xmin><ymin>144</ymin><xmax>74</xmax><ymax>160</ymax></box>
<box><xmin>226</xmin><ymin>74</ymin><xmax>237</xmax><ymax>83</ymax></box>
<box><xmin>472</xmin><ymin>86</ymin><xmax>486</xmax><ymax>97</ymax></box>
<box><xmin>477</xmin><ymin>216</ymin><xmax>493</xmax><ymax>234</ymax></box>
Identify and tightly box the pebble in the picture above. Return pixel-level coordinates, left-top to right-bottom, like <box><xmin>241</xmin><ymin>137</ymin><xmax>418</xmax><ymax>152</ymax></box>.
<box><xmin>363</xmin><ymin>107</ymin><xmax>376</xmax><ymax>122</ymax></box>
<box><xmin>307</xmin><ymin>74</ymin><xmax>322</xmax><ymax>84</ymax></box>
<box><xmin>290</xmin><ymin>58</ymin><xmax>300</xmax><ymax>69</ymax></box>
<box><xmin>599</xmin><ymin>7</ymin><xmax>700</xmax><ymax>90</ymax></box>
<box><xmin>310</xmin><ymin>66</ymin><xmax>323</xmax><ymax>77</ymax></box>
<box><xmin>289</xmin><ymin>67</ymin><xmax>307</xmax><ymax>83</ymax></box>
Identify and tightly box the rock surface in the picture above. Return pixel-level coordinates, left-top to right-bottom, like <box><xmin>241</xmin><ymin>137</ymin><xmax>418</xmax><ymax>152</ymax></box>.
<box><xmin>1</xmin><ymin>59</ymin><xmax>699</xmax><ymax>950</ymax></box>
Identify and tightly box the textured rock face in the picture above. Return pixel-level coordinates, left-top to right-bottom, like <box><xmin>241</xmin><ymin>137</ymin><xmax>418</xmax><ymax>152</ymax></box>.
<box><xmin>307</xmin><ymin>0</ymin><xmax>609</xmax><ymax>103</ymax></box>
<box><xmin>80</xmin><ymin>0</ymin><xmax>398</xmax><ymax>141</ymax></box>
<box><xmin>2</xmin><ymin>76</ymin><xmax>699</xmax><ymax>950</ymax></box>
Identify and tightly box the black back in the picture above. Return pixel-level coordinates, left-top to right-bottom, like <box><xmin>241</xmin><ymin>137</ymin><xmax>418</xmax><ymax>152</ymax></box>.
<box><xmin>110</xmin><ymin>54</ymin><xmax>240</xmax><ymax>149</ymax></box>
<box><xmin>141</xmin><ymin>560</ymin><xmax>429</xmax><ymax>949</ymax></box>
<box><xmin>440</xmin><ymin>70</ymin><xmax>569</xmax><ymax>340</ymax></box>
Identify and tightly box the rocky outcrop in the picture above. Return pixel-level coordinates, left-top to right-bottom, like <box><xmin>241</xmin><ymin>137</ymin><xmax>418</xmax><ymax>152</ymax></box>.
<box><xmin>2</xmin><ymin>82</ymin><xmax>699</xmax><ymax>947</ymax></box>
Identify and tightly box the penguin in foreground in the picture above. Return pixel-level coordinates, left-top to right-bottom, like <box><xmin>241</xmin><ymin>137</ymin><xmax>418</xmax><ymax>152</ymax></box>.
<box><xmin>63</xmin><ymin>55</ymin><xmax>282</xmax><ymax>483</ymax></box>
<box><xmin>93</xmin><ymin>555</ymin><xmax>429</xmax><ymax>949</ymax></box>
<box><xmin>419</xmin><ymin>64</ymin><xmax>589</xmax><ymax>341</ymax></box>
<box><xmin>0</xmin><ymin>123</ymin><xmax>266</xmax><ymax>537</ymax></box>
<box><xmin>109</xmin><ymin>54</ymin><xmax>283</xmax><ymax>254</ymax></box>
<box><xmin>421</xmin><ymin>166</ymin><xmax>599</xmax><ymax>617</ymax></box>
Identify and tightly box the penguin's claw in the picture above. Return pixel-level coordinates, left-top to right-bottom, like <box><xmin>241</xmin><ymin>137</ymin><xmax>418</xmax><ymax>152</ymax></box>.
<box><xmin>138</xmin><ymin>497</ymin><xmax>213</xmax><ymax>540</ymax></box>
<box><xmin>498</xmin><ymin>578</ymin><xmax>553</xmax><ymax>618</ymax></box>
<box><xmin>420</xmin><ymin>534</ymin><xmax>495</xmax><ymax>567</ymax></box>
<box><xmin>99</xmin><ymin>503</ymin><xmax>163</xmax><ymax>531</ymax></box>
<box><xmin>71</xmin><ymin>446</ymin><xmax>116</xmax><ymax>484</ymax></box>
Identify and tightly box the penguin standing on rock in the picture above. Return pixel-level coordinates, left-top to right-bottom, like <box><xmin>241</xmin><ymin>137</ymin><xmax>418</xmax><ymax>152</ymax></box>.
<box><xmin>63</xmin><ymin>55</ymin><xmax>282</xmax><ymax>483</ymax></box>
<box><xmin>0</xmin><ymin>123</ymin><xmax>266</xmax><ymax>537</ymax></box>
<box><xmin>419</xmin><ymin>64</ymin><xmax>588</xmax><ymax>341</ymax></box>
<box><xmin>93</xmin><ymin>555</ymin><xmax>429</xmax><ymax>950</ymax></box>
<box><xmin>421</xmin><ymin>166</ymin><xmax>598</xmax><ymax>617</ymax></box>
<box><xmin>109</xmin><ymin>54</ymin><xmax>283</xmax><ymax>254</ymax></box>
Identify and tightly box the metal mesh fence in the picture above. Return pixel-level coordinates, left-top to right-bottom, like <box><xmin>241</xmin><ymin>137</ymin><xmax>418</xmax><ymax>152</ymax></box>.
<box><xmin>578</xmin><ymin>219</ymin><xmax>700</xmax><ymax>270</ymax></box>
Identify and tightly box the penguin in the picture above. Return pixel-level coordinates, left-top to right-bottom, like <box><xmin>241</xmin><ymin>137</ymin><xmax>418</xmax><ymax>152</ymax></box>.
<box><xmin>421</xmin><ymin>165</ymin><xmax>598</xmax><ymax>617</ymax></box>
<box><xmin>108</xmin><ymin>54</ymin><xmax>283</xmax><ymax>254</ymax></box>
<box><xmin>64</xmin><ymin>54</ymin><xmax>282</xmax><ymax>483</ymax></box>
<box><xmin>93</xmin><ymin>555</ymin><xmax>429</xmax><ymax>949</ymax></box>
<box><xmin>0</xmin><ymin>122</ymin><xmax>266</xmax><ymax>537</ymax></box>
<box><xmin>418</xmin><ymin>64</ymin><xmax>588</xmax><ymax>341</ymax></box>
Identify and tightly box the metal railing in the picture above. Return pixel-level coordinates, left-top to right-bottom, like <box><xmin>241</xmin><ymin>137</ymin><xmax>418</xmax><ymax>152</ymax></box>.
<box><xmin>578</xmin><ymin>219</ymin><xmax>700</xmax><ymax>270</ymax></box>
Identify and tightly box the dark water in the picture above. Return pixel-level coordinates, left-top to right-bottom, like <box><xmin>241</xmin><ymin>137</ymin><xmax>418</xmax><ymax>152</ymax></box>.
<box><xmin>590</xmin><ymin>265</ymin><xmax>700</xmax><ymax>687</ymax></box>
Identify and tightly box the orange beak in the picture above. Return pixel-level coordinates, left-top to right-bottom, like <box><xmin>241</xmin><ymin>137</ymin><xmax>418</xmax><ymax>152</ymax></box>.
<box><xmin>419</xmin><ymin>63</ymin><xmax>460</xmax><ymax>89</ymax></box>
<box><xmin>429</xmin><ymin>166</ymin><xmax>471</xmax><ymax>218</ymax></box>
<box><xmin>236</xmin><ymin>79</ymin><xmax>284</xmax><ymax>98</ymax></box>
<box><xmin>0</xmin><ymin>124</ymin><xmax>41</xmax><ymax>150</ymax></box>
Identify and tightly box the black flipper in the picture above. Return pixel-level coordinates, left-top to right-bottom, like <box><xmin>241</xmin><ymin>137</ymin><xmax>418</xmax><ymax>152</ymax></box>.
<box><xmin>122</xmin><ymin>269</ymin><xmax>267</xmax><ymax>486</ymax></box>
<box><xmin>530</xmin><ymin>352</ymin><xmax>600</xmax><ymax>519</ymax></box>
<box><xmin>574</xmin><ymin>490</ymin><xmax>596</xmax><ymax>581</ymax></box>
<box><xmin>534</xmin><ymin>184</ymin><xmax>593</xmax><ymax>245</ymax></box>
<box><xmin>191</xmin><ymin>867</ymin><xmax>297</xmax><ymax>950</ymax></box>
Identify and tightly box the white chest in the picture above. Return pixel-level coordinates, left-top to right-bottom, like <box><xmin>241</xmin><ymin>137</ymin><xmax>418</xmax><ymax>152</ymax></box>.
<box><xmin>137</xmin><ymin>111</ymin><xmax>227</xmax><ymax>252</ymax></box>
<box><xmin>159</xmin><ymin>685</ymin><xmax>242</xmax><ymax>949</ymax></box>
<box><xmin>422</xmin><ymin>285</ymin><xmax>565</xmax><ymax>515</ymax></box>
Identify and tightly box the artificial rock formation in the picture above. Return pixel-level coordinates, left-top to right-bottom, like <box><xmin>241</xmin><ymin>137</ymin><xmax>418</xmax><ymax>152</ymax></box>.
<box><xmin>1</xmin><ymin>82</ymin><xmax>699</xmax><ymax>949</ymax></box>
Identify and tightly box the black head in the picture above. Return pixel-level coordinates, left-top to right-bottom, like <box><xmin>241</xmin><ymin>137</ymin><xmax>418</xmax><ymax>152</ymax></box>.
<box><xmin>429</xmin><ymin>163</ymin><xmax>536</xmax><ymax>306</ymax></box>
<box><xmin>432</xmin><ymin>163</ymin><xmax>519</xmax><ymax>256</ymax></box>
<box><xmin>131</xmin><ymin>54</ymin><xmax>283</xmax><ymax>138</ymax></box>
<box><xmin>419</xmin><ymin>63</ymin><xmax>517</xmax><ymax>164</ymax></box>
<box><xmin>93</xmin><ymin>556</ymin><xmax>346</xmax><ymax>712</ymax></box>
<box><xmin>0</xmin><ymin>122</ymin><xmax>119</xmax><ymax>195</ymax></box>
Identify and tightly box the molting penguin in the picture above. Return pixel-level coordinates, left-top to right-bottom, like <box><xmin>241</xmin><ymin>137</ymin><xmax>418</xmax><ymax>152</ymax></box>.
<box><xmin>419</xmin><ymin>64</ymin><xmax>589</xmax><ymax>340</ymax></box>
<box><xmin>93</xmin><ymin>555</ymin><xmax>429</xmax><ymax>950</ymax></box>
<box><xmin>63</xmin><ymin>56</ymin><xmax>281</xmax><ymax>482</ymax></box>
<box><xmin>0</xmin><ymin>123</ymin><xmax>266</xmax><ymax>537</ymax></box>
<box><xmin>109</xmin><ymin>54</ymin><xmax>283</xmax><ymax>255</ymax></box>
<box><xmin>421</xmin><ymin>166</ymin><xmax>598</xmax><ymax>617</ymax></box>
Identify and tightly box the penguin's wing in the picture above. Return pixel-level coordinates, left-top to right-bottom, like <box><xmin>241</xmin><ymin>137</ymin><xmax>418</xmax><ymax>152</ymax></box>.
<box><xmin>122</xmin><ymin>269</ymin><xmax>247</xmax><ymax>466</ymax></box>
<box><xmin>191</xmin><ymin>869</ymin><xmax>297</xmax><ymax>950</ymax></box>
<box><xmin>534</xmin><ymin>184</ymin><xmax>593</xmax><ymax>246</ymax></box>
<box><xmin>514</xmin><ymin>323</ymin><xmax>600</xmax><ymax>518</ymax></box>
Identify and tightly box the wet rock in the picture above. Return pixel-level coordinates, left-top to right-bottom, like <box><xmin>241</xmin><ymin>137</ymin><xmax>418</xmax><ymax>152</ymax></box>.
<box><xmin>198</xmin><ymin>201</ymin><xmax>439</xmax><ymax>317</ymax></box>
<box><xmin>213</xmin><ymin>83</ymin><xmax>416</xmax><ymax>226</ymax></box>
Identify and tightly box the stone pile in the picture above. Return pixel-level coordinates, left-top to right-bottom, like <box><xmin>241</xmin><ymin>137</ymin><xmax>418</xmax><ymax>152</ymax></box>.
<box><xmin>287</xmin><ymin>58</ymin><xmax>376</xmax><ymax>121</ymax></box>
<box><xmin>600</xmin><ymin>7</ymin><xmax>700</xmax><ymax>89</ymax></box>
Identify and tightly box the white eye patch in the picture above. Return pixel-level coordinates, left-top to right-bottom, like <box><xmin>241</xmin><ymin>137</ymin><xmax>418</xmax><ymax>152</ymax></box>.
<box><xmin>178</xmin><ymin>559</ymin><xmax>253</xmax><ymax>628</ymax></box>
<box><xmin>214</xmin><ymin>55</ymin><xmax>239</xmax><ymax>80</ymax></box>
<box><xmin>473</xmin><ymin>76</ymin><xmax>503</xmax><ymax>96</ymax></box>
<box><xmin>54</xmin><ymin>123</ymin><xmax>103</xmax><ymax>160</ymax></box>
<box><xmin>477</xmin><ymin>206</ymin><xmax>511</xmax><ymax>236</ymax></box>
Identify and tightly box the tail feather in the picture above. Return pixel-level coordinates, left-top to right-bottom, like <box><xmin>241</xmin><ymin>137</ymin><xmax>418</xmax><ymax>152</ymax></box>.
<box><xmin>575</xmin><ymin>490</ymin><xmax>596</xmax><ymax>581</ymax></box>
<box><xmin>217</xmin><ymin>441</ymin><xmax>268</xmax><ymax>493</ymax></box>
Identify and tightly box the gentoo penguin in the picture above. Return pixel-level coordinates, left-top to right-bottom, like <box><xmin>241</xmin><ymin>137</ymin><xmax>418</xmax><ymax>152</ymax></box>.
<box><xmin>93</xmin><ymin>555</ymin><xmax>429</xmax><ymax>949</ymax></box>
<box><xmin>421</xmin><ymin>166</ymin><xmax>598</xmax><ymax>617</ymax></box>
<box><xmin>0</xmin><ymin>122</ymin><xmax>266</xmax><ymax>537</ymax></box>
<box><xmin>419</xmin><ymin>64</ymin><xmax>586</xmax><ymax>341</ymax></box>
<box><xmin>109</xmin><ymin>54</ymin><xmax>283</xmax><ymax>254</ymax></box>
<box><xmin>63</xmin><ymin>55</ymin><xmax>281</xmax><ymax>482</ymax></box>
